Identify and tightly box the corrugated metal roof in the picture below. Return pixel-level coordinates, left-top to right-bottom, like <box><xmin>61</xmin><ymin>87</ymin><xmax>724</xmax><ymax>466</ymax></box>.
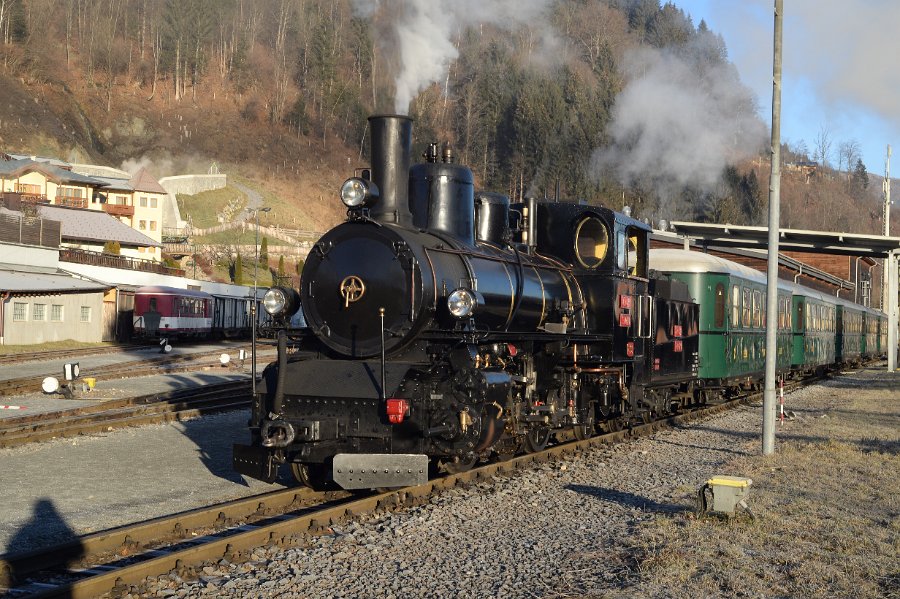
<box><xmin>5</xmin><ymin>154</ymin><xmax>72</xmax><ymax>168</ymax></box>
<box><xmin>94</xmin><ymin>176</ymin><xmax>134</xmax><ymax>191</ymax></box>
<box><xmin>0</xmin><ymin>268</ymin><xmax>109</xmax><ymax>293</ymax></box>
<box><xmin>0</xmin><ymin>159</ymin><xmax>104</xmax><ymax>186</ymax></box>
<box><xmin>37</xmin><ymin>205</ymin><xmax>161</xmax><ymax>247</ymax></box>
<box><xmin>669</xmin><ymin>221</ymin><xmax>900</xmax><ymax>258</ymax></box>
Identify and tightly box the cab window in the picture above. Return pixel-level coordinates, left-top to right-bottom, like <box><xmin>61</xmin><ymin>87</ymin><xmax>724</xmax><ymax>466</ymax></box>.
<box><xmin>624</xmin><ymin>226</ymin><xmax>647</xmax><ymax>278</ymax></box>
<box><xmin>574</xmin><ymin>217</ymin><xmax>609</xmax><ymax>268</ymax></box>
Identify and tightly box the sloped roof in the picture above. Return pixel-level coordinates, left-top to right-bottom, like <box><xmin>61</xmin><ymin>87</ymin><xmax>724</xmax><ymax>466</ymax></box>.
<box><xmin>5</xmin><ymin>153</ymin><xmax>72</xmax><ymax>168</ymax></box>
<box><xmin>37</xmin><ymin>205</ymin><xmax>161</xmax><ymax>247</ymax></box>
<box><xmin>0</xmin><ymin>266</ymin><xmax>110</xmax><ymax>293</ymax></box>
<box><xmin>129</xmin><ymin>167</ymin><xmax>167</xmax><ymax>194</ymax></box>
<box><xmin>94</xmin><ymin>176</ymin><xmax>134</xmax><ymax>192</ymax></box>
<box><xmin>0</xmin><ymin>159</ymin><xmax>104</xmax><ymax>186</ymax></box>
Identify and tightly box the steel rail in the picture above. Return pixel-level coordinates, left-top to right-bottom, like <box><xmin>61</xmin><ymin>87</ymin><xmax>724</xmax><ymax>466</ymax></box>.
<box><xmin>0</xmin><ymin>347</ymin><xmax>270</xmax><ymax>396</ymax></box>
<box><xmin>0</xmin><ymin>382</ymin><xmax>252</xmax><ymax>449</ymax></box>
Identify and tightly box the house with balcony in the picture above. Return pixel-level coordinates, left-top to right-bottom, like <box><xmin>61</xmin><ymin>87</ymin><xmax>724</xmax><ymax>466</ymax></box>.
<box><xmin>1</xmin><ymin>156</ymin><xmax>168</xmax><ymax>262</ymax></box>
<box><xmin>0</xmin><ymin>157</ymin><xmax>104</xmax><ymax>208</ymax></box>
<box><xmin>128</xmin><ymin>168</ymin><xmax>167</xmax><ymax>262</ymax></box>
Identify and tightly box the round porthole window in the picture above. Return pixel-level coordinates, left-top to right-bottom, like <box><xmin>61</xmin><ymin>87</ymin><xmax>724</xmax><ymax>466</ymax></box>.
<box><xmin>574</xmin><ymin>216</ymin><xmax>609</xmax><ymax>268</ymax></box>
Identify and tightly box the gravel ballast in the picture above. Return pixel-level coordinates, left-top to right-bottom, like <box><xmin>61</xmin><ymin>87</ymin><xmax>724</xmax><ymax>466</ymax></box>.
<box><xmin>2</xmin><ymin>368</ymin><xmax>895</xmax><ymax>598</ymax></box>
<box><xmin>126</xmin><ymin>368</ymin><xmax>899</xmax><ymax>599</ymax></box>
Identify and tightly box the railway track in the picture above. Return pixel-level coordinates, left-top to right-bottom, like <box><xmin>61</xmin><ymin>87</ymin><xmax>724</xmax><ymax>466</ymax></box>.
<box><xmin>0</xmin><ymin>383</ymin><xmax>788</xmax><ymax>599</ymax></box>
<box><xmin>0</xmin><ymin>345</ymin><xmax>149</xmax><ymax>366</ymax></box>
<box><xmin>0</xmin><ymin>346</ymin><xmax>267</xmax><ymax>397</ymax></box>
<box><xmin>0</xmin><ymin>381</ymin><xmax>252</xmax><ymax>449</ymax></box>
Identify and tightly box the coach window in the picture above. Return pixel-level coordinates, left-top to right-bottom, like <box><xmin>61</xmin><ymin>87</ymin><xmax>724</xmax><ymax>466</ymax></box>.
<box><xmin>574</xmin><ymin>217</ymin><xmax>609</xmax><ymax>268</ymax></box>
<box><xmin>714</xmin><ymin>283</ymin><xmax>725</xmax><ymax>328</ymax></box>
<box><xmin>741</xmin><ymin>288</ymin><xmax>751</xmax><ymax>327</ymax></box>
<box><xmin>752</xmin><ymin>290</ymin><xmax>762</xmax><ymax>328</ymax></box>
<box><xmin>731</xmin><ymin>285</ymin><xmax>740</xmax><ymax>327</ymax></box>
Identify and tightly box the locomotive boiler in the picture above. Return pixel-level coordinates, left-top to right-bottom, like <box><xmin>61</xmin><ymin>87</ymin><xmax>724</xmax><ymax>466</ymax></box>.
<box><xmin>234</xmin><ymin>115</ymin><xmax>700</xmax><ymax>490</ymax></box>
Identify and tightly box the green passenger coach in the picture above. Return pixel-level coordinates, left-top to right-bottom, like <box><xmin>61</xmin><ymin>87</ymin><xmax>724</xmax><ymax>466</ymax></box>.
<box><xmin>650</xmin><ymin>249</ymin><xmax>792</xmax><ymax>398</ymax></box>
<box><xmin>789</xmin><ymin>285</ymin><xmax>837</xmax><ymax>372</ymax></box>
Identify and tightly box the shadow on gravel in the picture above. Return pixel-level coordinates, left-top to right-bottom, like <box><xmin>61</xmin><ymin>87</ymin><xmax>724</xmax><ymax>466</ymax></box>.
<box><xmin>565</xmin><ymin>485</ymin><xmax>685</xmax><ymax>514</ymax></box>
<box><xmin>2</xmin><ymin>498</ymin><xmax>82</xmax><ymax>597</ymax></box>
<box><xmin>692</xmin><ymin>424</ymin><xmax>900</xmax><ymax>455</ymax></box>
<box><xmin>165</xmin><ymin>373</ymin><xmax>251</xmax><ymax>487</ymax></box>
<box><xmin>817</xmin><ymin>375</ymin><xmax>900</xmax><ymax>390</ymax></box>
<box><xmin>654</xmin><ymin>437</ymin><xmax>750</xmax><ymax>457</ymax></box>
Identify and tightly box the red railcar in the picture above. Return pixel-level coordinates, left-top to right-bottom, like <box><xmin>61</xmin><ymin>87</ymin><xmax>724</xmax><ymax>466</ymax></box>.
<box><xmin>133</xmin><ymin>286</ymin><xmax>213</xmax><ymax>338</ymax></box>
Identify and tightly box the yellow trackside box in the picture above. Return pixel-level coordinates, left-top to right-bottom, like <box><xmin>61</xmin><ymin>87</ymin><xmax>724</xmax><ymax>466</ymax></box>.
<box><xmin>705</xmin><ymin>476</ymin><xmax>752</xmax><ymax>515</ymax></box>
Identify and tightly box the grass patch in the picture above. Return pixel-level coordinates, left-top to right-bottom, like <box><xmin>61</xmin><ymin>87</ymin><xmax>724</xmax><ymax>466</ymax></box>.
<box><xmin>567</xmin><ymin>374</ymin><xmax>900</xmax><ymax>599</ymax></box>
<box><xmin>193</xmin><ymin>229</ymin><xmax>260</xmax><ymax>245</ymax></box>
<box><xmin>227</xmin><ymin>173</ymin><xmax>320</xmax><ymax>232</ymax></box>
<box><xmin>178</xmin><ymin>186</ymin><xmax>246</xmax><ymax>229</ymax></box>
<box><xmin>0</xmin><ymin>340</ymin><xmax>116</xmax><ymax>355</ymax></box>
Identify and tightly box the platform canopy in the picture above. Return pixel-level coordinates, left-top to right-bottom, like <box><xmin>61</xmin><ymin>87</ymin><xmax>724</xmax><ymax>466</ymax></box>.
<box><xmin>669</xmin><ymin>222</ymin><xmax>900</xmax><ymax>258</ymax></box>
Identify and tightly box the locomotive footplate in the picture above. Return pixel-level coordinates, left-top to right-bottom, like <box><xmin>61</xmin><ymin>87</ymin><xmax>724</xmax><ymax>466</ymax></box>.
<box><xmin>332</xmin><ymin>453</ymin><xmax>429</xmax><ymax>490</ymax></box>
<box><xmin>233</xmin><ymin>443</ymin><xmax>280</xmax><ymax>483</ymax></box>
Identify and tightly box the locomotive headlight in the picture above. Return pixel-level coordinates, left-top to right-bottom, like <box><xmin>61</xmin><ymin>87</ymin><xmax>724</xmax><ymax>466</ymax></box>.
<box><xmin>263</xmin><ymin>287</ymin><xmax>300</xmax><ymax>318</ymax></box>
<box><xmin>340</xmin><ymin>177</ymin><xmax>379</xmax><ymax>208</ymax></box>
<box><xmin>447</xmin><ymin>288</ymin><xmax>482</xmax><ymax>319</ymax></box>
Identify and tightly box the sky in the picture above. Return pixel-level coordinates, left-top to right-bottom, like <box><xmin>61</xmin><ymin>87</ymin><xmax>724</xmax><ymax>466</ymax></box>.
<box><xmin>671</xmin><ymin>0</ymin><xmax>899</xmax><ymax>179</ymax></box>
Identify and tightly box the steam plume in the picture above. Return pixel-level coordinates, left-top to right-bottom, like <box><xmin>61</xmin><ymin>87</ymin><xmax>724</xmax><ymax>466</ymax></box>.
<box><xmin>353</xmin><ymin>0</ymin><xmax>556</xmax><ymax>114</ymax></box>
<box><xmin>591</xmin><ymin>38</ymin><xmax>767</xmax><ymax>198</ymax></box>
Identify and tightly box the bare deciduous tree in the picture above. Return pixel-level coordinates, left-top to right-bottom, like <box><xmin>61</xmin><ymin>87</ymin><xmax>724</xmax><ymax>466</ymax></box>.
<box><xmin>814</xmin><ymin>123</ymin><xmax>833</xmax><ymax>168</ymax></box>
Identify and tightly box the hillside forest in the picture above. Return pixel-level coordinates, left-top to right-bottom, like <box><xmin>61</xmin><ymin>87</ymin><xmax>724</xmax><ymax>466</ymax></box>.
<box><xmin>0</xmin><ymin>0</ymin><xmax>892</xmax><ymax>236</ymax></box>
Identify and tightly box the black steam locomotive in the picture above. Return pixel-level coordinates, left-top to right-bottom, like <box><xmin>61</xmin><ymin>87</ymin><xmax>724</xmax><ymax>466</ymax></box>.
<box><xmin>234</xmin><ymin>115</ymin><xmax>699</xmax><ymax>490</ymax></box>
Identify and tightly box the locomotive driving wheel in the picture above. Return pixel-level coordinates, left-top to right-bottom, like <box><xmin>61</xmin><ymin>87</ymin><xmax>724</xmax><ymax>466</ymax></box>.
<box><xmin>573</xmin><ymin>418</ymin><xmax>595</xmax><ymax>441</ymax></box>
<box><xmin>523</xmin><ymin>426</ymin><xmax>551</xmax><ymax>453</ymax></box>
<box><xmin>290</xmin><ymin>462</ymin><xmax>329</xmax><ymax>491</ymax></box>
<box><xmin>437</xmin><ymin>454</ymin><xmax>479</xmax><ymax>474</ymax></box>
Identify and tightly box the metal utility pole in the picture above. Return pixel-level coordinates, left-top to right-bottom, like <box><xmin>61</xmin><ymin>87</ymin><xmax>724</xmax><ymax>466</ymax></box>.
<box><xmin>883</xmin><ymin>145</ymin><xmax>892</xmax><ymax>311</ymax></box>
<box><xmin>251</xmin><ymin>206</ymin><xmax>272</xmax><ymax>396</ymax></box>
<box><xmin>881</xmin><ymin>146</ymin><xmax>898</xmax><ymax>372</ymax></box>
<box><xmin>762</xmin><ymin>0</ymin><xmax>783</xmax><ymax>456</ymax></box>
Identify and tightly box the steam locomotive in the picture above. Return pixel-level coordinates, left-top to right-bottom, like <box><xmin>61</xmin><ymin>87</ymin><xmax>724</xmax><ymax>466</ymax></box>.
<box><xmin>233</xmin><ymin>114</ymin><xmax>701</xmax><ymax>490</ymax></box>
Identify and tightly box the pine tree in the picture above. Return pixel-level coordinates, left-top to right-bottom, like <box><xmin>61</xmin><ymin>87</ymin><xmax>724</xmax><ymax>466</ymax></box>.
<box><xmin>260</xmin><ymin>237</ymin><xmax>269</xmax><ymax>265</ymax></box>
<box><xmin>234</xmin><ymin>254</ymin><xmax>243</xmax><ymax>284</ymax></box>
<box><xmin>852</xmin><ymin>158</ymin><xmax>869</xmax><ymax>192</ymax></box>
<box><xmin>278</xmin><ymin>255</ymin><xmax>285</xmax><ymax>276</ymax></box>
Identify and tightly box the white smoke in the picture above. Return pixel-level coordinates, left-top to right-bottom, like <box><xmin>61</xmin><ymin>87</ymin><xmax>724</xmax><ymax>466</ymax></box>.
<box><xmin>120</xmin><ymin>153</ymin><xmax>215</xmax><ymax>177</ymax></box>
<box><xmin>688</xmin><ymin>0</ymin><xmax>900</xmax><ymax>172</ymax></box>
<box><xmin>591</xmin><ymin>40</ymin><xmax>767</xmax><ymax>196</ymax></box>
<box><xmin>120</xmin><ymin>155</ymin><xmax>173</xmax><ymax>177</ymax></box>
<box><xmin>353</xmin><ymin>0</ymin><xmax>557</xmax><ymax>114</ymax></box>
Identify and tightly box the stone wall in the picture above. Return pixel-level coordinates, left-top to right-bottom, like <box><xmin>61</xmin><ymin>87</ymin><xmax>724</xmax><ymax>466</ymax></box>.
<box><xmin>159</xmin><ymin>174</ymin><xmax>228</xmax><ymax>230</ymax></box>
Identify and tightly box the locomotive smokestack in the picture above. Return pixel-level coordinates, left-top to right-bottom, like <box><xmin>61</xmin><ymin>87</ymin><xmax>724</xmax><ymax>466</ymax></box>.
<box><xmin>368</xmin><ymin>115</ymin><xmax>413</xmax><ymax>226</ymax></box>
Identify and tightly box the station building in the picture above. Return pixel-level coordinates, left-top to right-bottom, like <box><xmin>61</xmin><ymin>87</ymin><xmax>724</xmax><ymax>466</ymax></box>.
<box><xmin>0</xmin><ymin>208</ymin><xmax>109</xmax><ymax>345</ymax></box>
<box><xmin>1</xmin><ymin>200</ymin><xmax>255</xmax><ymax>345</ymax></box>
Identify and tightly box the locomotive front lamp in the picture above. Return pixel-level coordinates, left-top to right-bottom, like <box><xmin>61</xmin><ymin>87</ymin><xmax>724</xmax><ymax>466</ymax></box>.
<box><xmin>263</xmin><ymin>287</ymin><xmax>300</xmax><ymax>319</ymax></box>
<box><xmin>340</xmin><ymin>177</ymin><xmax>380</xmax><ymax>208</ymax></box>
<box><xmin>447</xmin><ymin>288</ymin><xmax>483</xmax><ymax>319</ymax></box>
